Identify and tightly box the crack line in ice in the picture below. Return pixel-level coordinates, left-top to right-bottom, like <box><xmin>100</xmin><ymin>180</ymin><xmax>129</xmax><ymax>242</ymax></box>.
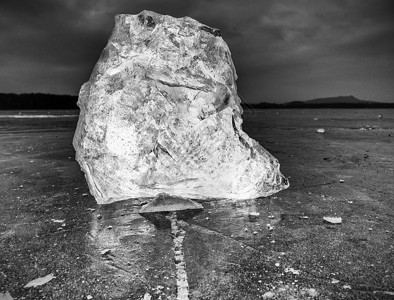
<box><xmin>189</xmin><ymin>222</ymin><xmax>259</xmax><ymax>251</ymax></box>
<box><xmin>169</xmin><ymin>212</ymin><xmax>189</xmax><ymax>300</ymax></box>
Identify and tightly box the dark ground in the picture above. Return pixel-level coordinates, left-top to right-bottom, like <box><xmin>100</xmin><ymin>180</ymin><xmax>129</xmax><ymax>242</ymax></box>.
<box><xmin>0</xmin><ymin>109</ymin><xmax>393</xmax><ymax>299</ymax></box>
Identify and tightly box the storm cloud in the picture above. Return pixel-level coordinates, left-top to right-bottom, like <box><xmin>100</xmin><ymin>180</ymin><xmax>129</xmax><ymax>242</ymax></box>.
<box><xmin>0</xmin><ymin>0</ymin><xmax>393</xmax><ymax>102</ymax></box>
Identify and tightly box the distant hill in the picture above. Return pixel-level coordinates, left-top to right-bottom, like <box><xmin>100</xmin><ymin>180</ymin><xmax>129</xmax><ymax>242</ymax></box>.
<box><xmin>242</xmin><ymin>96</ymin><xmax>394</xmax><ymax>109</ymax></box>
<box><xmin>0</xmin><ymin>93</ymin><xmax>78</xmax><ymax>110</ymax></box>
<box><xmin>304</xmin><ymin>95</ymin><xmax>374</xmax><ymax>105</ymax></box>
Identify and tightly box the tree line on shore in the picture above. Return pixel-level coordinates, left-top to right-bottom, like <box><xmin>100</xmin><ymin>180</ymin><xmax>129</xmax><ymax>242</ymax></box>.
<box><xmin>1</xmin><ymin>93</ymin><xmax>393</xmax><ymax>110</ymax></box>
<box><xmin>0</xmin><ymin>93</ymin><xmax>78</xmax><ymax>110</ymax></box>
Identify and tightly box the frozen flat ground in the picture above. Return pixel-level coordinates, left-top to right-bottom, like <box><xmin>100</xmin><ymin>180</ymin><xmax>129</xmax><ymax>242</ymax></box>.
<box><xmin>0</xmin><ymin>109</ymin><xmax>393</xmax><ymax>300</ymax></box>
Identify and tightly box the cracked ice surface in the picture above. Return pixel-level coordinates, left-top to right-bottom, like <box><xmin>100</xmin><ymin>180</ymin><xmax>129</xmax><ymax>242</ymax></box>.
<box><xmin>73</xmin><ymin>10</ymin><xmax>289</xmax><ymax>204</ymax></box>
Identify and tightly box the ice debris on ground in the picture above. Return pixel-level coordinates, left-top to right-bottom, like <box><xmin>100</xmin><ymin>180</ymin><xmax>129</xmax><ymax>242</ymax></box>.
<box><xmin>0</xmin><ymin>292</ymin><xmax>14</xmax><ymax>300</ymax></box>
<box><xmin>100</xmin><ymin>249</ymin><xmax>111</xmax><ymax>256</ymax></box>
<box><xmin>306</xmin><ymin>288</ymin><xmax>318</xmax><ymax>297</ymax></box>
<box><xmin>142</xmin><ymin>293</ymin><xmax>152</xmax><ymax>300</ymax></box>
<box><xmin>51</xmin><ymin>219</ymin><xmax>65</xmax><ymax>223</ymax></box>
<box><xmin>262</xmin><ymin>291</ymin><xmax>275</xmax><ymax>299</ymax></box>
<box><xmin>331</xmin><ymin>279</ymin><xmax>340</xmax><ymax>284</ymax></box>
<box><xmin>323</xmin><ymin>216</ymin><xmax>342</xmax><ymax>224</ymax></box>
<box><xmin>24</xmin><ymin>274</ymin><xmax>56</xmax><ymax>288</ymax></box>
<box><xmin>284</xmin><ymin>267</ymin><xmax>300</xmax><ymax>275</ymax></box>
<box><xmin>248</xmin><ymin>212</ymin><xmax>260</xmax><ymax>221</ymax></box>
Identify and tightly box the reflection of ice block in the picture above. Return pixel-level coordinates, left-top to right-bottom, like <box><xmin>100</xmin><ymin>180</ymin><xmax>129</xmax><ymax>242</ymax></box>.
<box><xmin>73</xmin><ymin>10</ymin><xmax>289</xmax><ymax>204</ymax></box>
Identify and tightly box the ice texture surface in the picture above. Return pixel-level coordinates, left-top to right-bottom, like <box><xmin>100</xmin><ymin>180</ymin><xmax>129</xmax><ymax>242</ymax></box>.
<box><xmin>73</xmin><ymin>11</ymin><xmax>289</xmax><ymax>204</ymax></box>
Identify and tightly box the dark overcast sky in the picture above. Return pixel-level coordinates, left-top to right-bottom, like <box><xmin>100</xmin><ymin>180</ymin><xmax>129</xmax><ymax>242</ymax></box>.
<box><xmin>0</xmin><ymin>0</ymin><xmax>393</xmax><ymax>103</ymax></box>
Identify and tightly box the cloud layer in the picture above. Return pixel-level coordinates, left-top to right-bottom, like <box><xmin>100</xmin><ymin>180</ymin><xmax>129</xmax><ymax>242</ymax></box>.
<box><xmin>0</xmin><ymin>0</ymin><xmax>393</xmax><ymax>102</ymax></box>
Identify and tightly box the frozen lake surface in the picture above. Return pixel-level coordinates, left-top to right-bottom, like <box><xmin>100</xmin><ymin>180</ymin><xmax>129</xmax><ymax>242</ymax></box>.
<box><xmin>1</xmin><ymin>108</ymin><xmax>393</xmax><ymax>299</ymax></box>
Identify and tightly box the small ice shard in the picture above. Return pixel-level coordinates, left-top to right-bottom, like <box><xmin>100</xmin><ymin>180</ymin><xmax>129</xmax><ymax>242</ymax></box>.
<box><xmin>262</xmin><ymin>291</ymin><xmax>275</xmax><ymax>299</ymax></box>
<box><xmin>248</xmin><ymin>212</ymin><xmax>260</xmax><ymax>221</ymax></box>
<box><xmin>284</xmin><ymin>267</ymin><xmax>300</xmax><ymax>275</ymax></box>
<box><xmin>316</xmin><ymin>128</ymin><xmax>325</xmax><ymax>133</ymax></box>
<box><xmin>73</xmin><ymin>11</ymin><xmax>289</xmax><ymax>204</ymax></box>
<box><xmin>307</xmin><ymin>288</ymin><xmax>318</xmax><ymax>297</ymax></box>
<box><xmin>323</xmin><ymin>216</ymin><xmax>342</xmax><ymax>224</ymax></box>
<box><xmin>331</xmin><ymin>279</ymin><xmax>340</xmax><ymax>284</ymax></box>
<box><xmin>51</xmin><ymin>219</ymin><xmax>65</xmax><ymax>223</ymax></box>
<box><xmin>24</xmin><ymin>274</ymin><xmax>56</xmax><ymax>288</ymax></box>
<box><xmin>100</xmin><ymin>249</ymin><xmax>111</xmax><ymax>256</ymax></box>
<box><xmin>0</xmin><ymin>291</ymin><xmax>14</xmax><ymax>300</ymax></box>
<box><xmin>143</xmin><ymin>293</ymin><xmax>152</xmax><ymax>300</ymax></box>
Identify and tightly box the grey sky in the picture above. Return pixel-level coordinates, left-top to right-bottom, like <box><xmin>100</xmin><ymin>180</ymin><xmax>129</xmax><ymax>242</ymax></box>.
<box><xmin>0</xmin><ymin>0</ymin><xmax>393</xmax><ymax>103</ymax></box>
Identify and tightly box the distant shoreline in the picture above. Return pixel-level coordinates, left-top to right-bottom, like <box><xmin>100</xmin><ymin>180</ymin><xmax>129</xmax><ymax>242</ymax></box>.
<box><xmin>1</xmin><ymin>93</ymin><xmax>393</xmax><ymax>110</ymax></box>
<box><xmin>240</xmin><ymin>103</ymin><xmax>394</xmax><ymax>109</ymax></box>
<box><xmin>0</xmin><ymin>114</ymin><xmax>78</xmax><ymax>118</ymax></box>
<box><xmin>240</xmin><ymin>96</ymin><xmax>394</xmax><ymax>109</ymax></box>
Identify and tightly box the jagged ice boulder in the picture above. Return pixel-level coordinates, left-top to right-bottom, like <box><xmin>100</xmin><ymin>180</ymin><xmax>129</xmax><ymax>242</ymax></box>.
<box><xmin>73</xmin><ymin>10</ymin><xmax>289</xmax><ymax>204</ymax></box>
